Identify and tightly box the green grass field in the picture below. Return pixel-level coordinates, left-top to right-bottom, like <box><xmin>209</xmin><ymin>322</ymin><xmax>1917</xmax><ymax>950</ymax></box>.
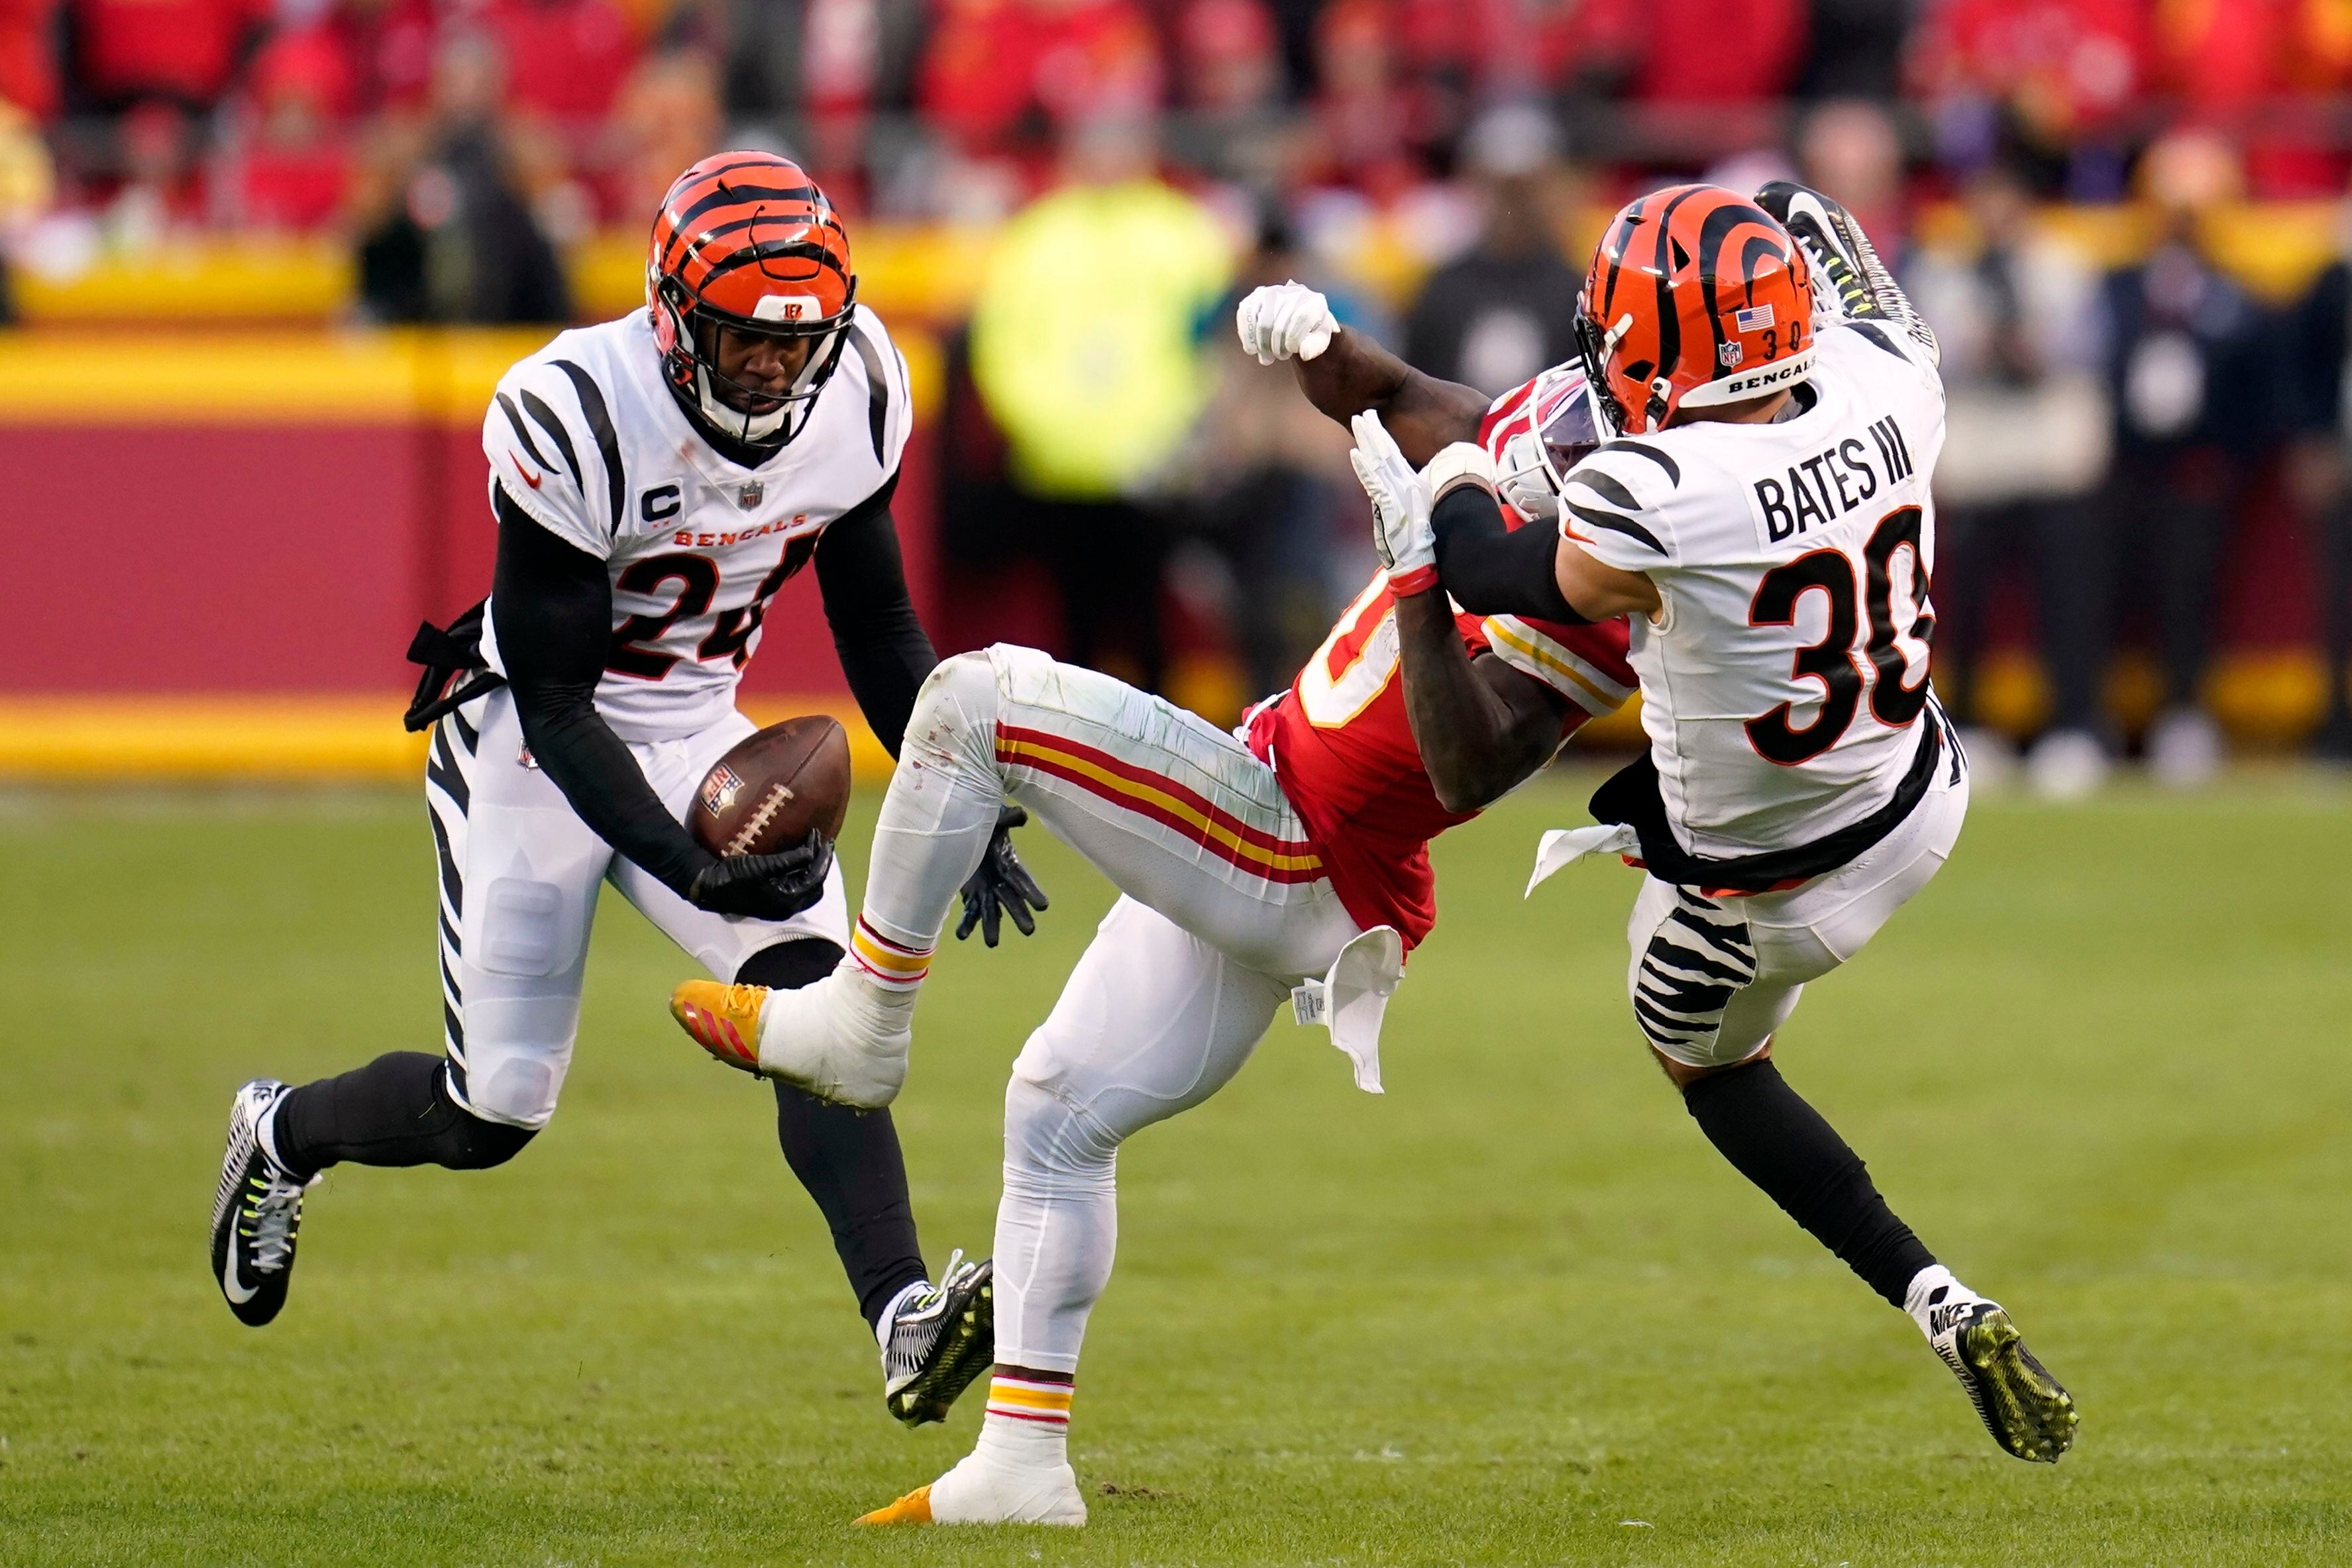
<box><xmin>5</xmin><ymin>772</ymin><xmax>2352</xmax><ymax>1565</ymax></box>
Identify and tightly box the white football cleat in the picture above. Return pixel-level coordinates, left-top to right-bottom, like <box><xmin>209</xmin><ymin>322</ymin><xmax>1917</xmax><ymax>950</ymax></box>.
<box><xmin>856</xmin><ymin>1447</ymin><xmax>1086</xmax><ymax>1527</ymax></box>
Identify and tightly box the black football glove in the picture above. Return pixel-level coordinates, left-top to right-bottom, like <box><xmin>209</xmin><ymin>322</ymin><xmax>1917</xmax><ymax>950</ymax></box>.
<box><xmin>686</xmin><ymin>828</ymin><xmax>835</xmax><ymax>921</ymax></box>
<box><xmin>955</xmin><ymin>804</ymin><xmax>1049</xmax><ymax>947</ymax></box>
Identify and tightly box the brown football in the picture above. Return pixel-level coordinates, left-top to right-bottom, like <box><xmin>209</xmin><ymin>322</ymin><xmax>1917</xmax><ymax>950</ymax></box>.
<box><xmin>689</xmin><ymin>715</ymin><xmax>852</xmax><ymax>859</ymax></box>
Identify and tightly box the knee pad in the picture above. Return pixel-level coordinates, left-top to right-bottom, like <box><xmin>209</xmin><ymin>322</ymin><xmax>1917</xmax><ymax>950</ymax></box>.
<box><xmin>904</xmin><ymin>650</ymin><xmax>1002</xmax><ymax>771</ymax></box>
<box><xmin>1004</xmin><ymin>1074</ymin><xmax>1120</xmax><ymax>1190</ymax></box>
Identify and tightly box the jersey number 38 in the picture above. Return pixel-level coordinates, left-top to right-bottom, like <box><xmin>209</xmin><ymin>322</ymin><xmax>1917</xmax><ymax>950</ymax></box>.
<box><xmin>1746</xmin><ymin>505</ymin><xmax>1933</xmax><ymax>766</ymax></box>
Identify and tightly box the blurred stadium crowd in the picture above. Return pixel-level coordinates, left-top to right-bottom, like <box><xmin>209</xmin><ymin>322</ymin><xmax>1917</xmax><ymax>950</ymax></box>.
<box><xmin>8</xmin><ymin>0</ymin><xmax>2352</xmax><ymax>784</ymax></box>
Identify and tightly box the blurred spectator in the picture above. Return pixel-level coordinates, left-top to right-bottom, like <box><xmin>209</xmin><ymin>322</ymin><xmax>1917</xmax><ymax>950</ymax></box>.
<box><xmin>0</xmin><ymin>97</ymin><xmax>53</xmax><ymax>319</ymax></box>
<box><xmin>967</xmin><ymin>112</ymin><xmax>1233</xmax><ymax>691</ymax></box>
<box><xmin>325</xmin><ymin>0</ymin><xmax>439</xmax><ymax>119</ymax></box>
<box><xmin>1179</xmin><ymin>205</ymin><xmax>1375</xmax><ymax>700</ymax></box>
<box><xmin>224</xmin><ymin>26</ymin><xmax>354</xmax><ymax>231</ymax></box>
<box><xmin>64</xmin><ymin>0</ymin><xmax>266</xmax><ymax>112</ymax></box>
<box><xmin>1909</xmin><ymin>159</ymin><xmax>2110</xmax><ymax>792</ymax></box>
<box><xmin>1165</xmin><ymin>0</ymin><xmax>1288</xmax><ymax>187</ymax></box>
<box><xmin>2097</xmin><ymin>130</ymin><xmax>2272</xmax><ymax>786</ymax></box>
<box><xmin>1906</xmin><ymin>0</ymin><xmax>2147</xmax><ymax>196</ymax></box>
<box><xmin>103</xmin><ymin>99</ymin><xmax>203</xmax><ymax>246</ymax></box>
<box><xmin>2147</xmin><ymin>0</ymin><xmax>2349</xmax><ymax>200</ymax></box>
<box><xmin>1796</xmin><ymin>0</ymin><xmax>1914</xmax><ymax>100</ymax></box>
<box><xmin>1623</xmin><ymin>0</ymin><xmax>1805</xmax><ymax>107</ymax></box>
<box><xmin>605</xmin><ymin>46</ymin><xmax>722</xmax><ymax>227</ymax></box>
<box><xmin>1400</xmin><ymin>103</ymin><xmax>1579</xmax><ymax>397</ymax></box>
<box><xmin>1306</xmin><ymin>0</ymin><xmax>1413</xmax><ymax>199</ymax></box>
<box><xmin>484</xmin><ymin>0</ymin><xmax>637</xmax><ymax>127</ymax></box>
<box><xmin>1796</xmin><ymin>97</ymin><xmax>1906</xmax><ymax>260</ymax></box>
<box><xmin>352</xmin><ymin>29</ymin><xmax>571</xmax><ymax>323</ymax></box>
<box><xmin>921</xmin><ymin>0</ymin><xmax>1162</xmax><ymax>202</ymax></box>
<box><xmin>712</xmin><ymin>0</ymin><xmax>924</xmax><ymax>165</ymax></box>
<box><xmin>2282</xmin><ymin>185</ymin><xmax>2352</xmax><ymax>758</ymax></box>
<box><xmin>0</xmin><ymin>0</ymin><xmax>60</xmax><ymax>123</ymax></box>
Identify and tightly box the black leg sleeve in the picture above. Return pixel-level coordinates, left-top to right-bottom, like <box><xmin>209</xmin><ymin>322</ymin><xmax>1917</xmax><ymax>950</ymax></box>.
<box><xmin>272</xmin><ymin>1051</ymin><xmax>536</xmax><ymax>1178</ymax></box>
<box><xmin>738</xmin><ymin>939</ymin><xmax>930</xmax><ymax>1330</ymax></box>
<box><xmin>1681</xmin><ymin>1059</ymin><xmax>1935</xmax><ymax>1308</ymax></box>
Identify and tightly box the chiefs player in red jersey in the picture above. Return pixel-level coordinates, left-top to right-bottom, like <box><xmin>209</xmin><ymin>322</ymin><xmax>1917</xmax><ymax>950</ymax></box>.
<box><xmin>654</xmin><ymin>297</ymin><xmax>1630</xmax><ymax>1524</ymax></box>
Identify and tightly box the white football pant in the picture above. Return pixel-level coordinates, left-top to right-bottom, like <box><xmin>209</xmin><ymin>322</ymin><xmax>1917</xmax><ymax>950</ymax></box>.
<box><xmin>852</xmin><ymin>645</ymin><xmax>1366</xmax><ymax>1371</ymax></box>
<box><xmin>423</xmin><ymin>686</ymin><xmax>847</xmax><ymax>1129</ymax></box>
<box><xmin>1625</xmin><ymin>735</ymin><xmax>1969</xmax><ymax>1071</ymax></box>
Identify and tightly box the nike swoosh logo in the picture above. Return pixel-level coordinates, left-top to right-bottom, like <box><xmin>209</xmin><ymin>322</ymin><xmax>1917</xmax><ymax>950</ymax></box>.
<box><xmin>222</xmin><ymin>1243</ymin><xmax>258</xmax><ymax>1304</ymax></box>
<box><xmin>508</xmin><ymin>455</ymin><xmax>544</xmax><ymax>490</ymax></box>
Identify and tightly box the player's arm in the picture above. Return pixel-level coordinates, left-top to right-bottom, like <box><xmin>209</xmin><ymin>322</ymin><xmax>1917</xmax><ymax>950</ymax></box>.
<box><xmin>812</xmin><ymin>473</ymin><xmax>934</xmax><ymax>760</ymax></box>
<box><xmin>492</xmin><ymin>487</ymin><xmax>828</xmax><ymax>919</ymax></box>
<box><xmin>1423</xmin><ymin>482</ymin><xmax>1659</xmax><ymax>623</ymax></box>
<box><xmin>1236</xmin><ymin>282</ymin><xmax>1489</xmax><ymax>464</ymax></box>
<box><xmin>1350</xmin><ymin>413</ymin><xmax>1571</xmax><ymax>809</ymax></box>
<box><xmin>1393</xmin><ymin>590</ymin><xmax>1572</xmax><ymax>813</ymax></box>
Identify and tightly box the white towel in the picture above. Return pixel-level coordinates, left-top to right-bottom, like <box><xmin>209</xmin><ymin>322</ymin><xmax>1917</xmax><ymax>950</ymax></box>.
<box><xmin>1525</xmin><ymin>822</ymin><xmax>1640</xmax><ymax>897</ymax></box>
<box><xmin>1289</xmin><ymin>925</ymin><xmax>1405</xmax><ymax>1094</ymax></box>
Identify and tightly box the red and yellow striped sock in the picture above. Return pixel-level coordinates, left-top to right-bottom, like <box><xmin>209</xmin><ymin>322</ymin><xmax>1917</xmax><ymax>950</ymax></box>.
<box><xmin>849</xmin><ymin>915</ymin><xmax>934</xmax><ymax>992</ymax></box>
<box><xmin>978</xmin><ymin>1373</ymin><xmax>1073</xmax><ymax>1460</ymax></box>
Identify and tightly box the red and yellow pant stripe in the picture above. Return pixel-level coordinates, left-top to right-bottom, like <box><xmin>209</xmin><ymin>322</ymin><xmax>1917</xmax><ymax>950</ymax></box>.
<box><xmin>992</xmin><ymin>723</ymin><xmax>1323</xmax><ymax>886</ymax></box>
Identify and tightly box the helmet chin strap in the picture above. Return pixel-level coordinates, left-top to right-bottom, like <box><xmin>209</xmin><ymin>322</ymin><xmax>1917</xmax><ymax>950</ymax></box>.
<box><xmin>695</xmin><ymin>363</ymin><xmax>791</xmax><ymax>444</ymax></box>
<box><xmin>689</xmin><ymin>321</ymin><xmax>844</xmax><ymax>448</ymax></box>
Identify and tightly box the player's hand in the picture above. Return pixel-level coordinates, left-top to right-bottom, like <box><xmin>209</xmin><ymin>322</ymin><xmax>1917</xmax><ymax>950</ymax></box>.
<box><xmin>686</xmin><ymin>829</ymin><xmax>835</xmax><ymax>921</ymax></box>
<box><xmin>1236</xmin><ymin>281</ymin><xmax>1338</xmax><ymax>365</ymax></box>
<box><xmin>956</xmin><ymin>804</ymin><xmax>1049</xmax><ymax>947</ymax></box>
<box><xmin>1349</xmin><ymin>410</ymin><xmax>1438</xmax><ymax>596</ymax></box>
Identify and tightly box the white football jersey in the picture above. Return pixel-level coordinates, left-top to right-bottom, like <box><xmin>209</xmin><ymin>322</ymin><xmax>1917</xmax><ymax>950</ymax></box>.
<box><xmin>1562</xmin><ymin>321</ymin><xmax>1945</xmax><ymax>858</ymax></box>
<box><xmin>478</xmin><ymin>306</ymin><xmax>913</xmax><ymax>741</ymax></box>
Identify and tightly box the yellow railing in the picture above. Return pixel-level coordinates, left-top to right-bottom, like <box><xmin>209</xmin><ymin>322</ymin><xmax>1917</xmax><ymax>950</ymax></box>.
<box><xmin>13</xmin><ymin>200</ymin><xmax>2348</xmax><ymax>329</ymax></box>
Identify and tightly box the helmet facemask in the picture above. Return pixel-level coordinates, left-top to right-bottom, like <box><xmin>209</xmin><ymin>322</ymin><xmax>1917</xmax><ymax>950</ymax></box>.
<box><xmin>1495</xmin><ymin>366</ymin><xmax>1607</xmax><ymax>521</ymax></box>
<box><xmin>657</xmin><ymin>274</ymin><xmax>856</xmax><ymax>448</ymax></box>
<box><xmin>1572</xmin><ymin>299</ymin><xmax>1634</xmax><ymax>437</ymax></box>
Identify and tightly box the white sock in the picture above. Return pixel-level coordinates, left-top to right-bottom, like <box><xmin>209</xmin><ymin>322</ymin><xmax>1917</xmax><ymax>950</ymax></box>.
<box><xmin>1903</xmin><ymin>1263</ymin><xmax>1980</xmax><ymax>1333</ymax></box>
<box><xmin>875</xmin><ymin>1277</ymin><xmax>930</xmax><ymax>1350</ymax></box>
<box><xmin>254</xmin><ymin>1095</ymin><xmax>292</xmax><ymax>1173</ymax></box>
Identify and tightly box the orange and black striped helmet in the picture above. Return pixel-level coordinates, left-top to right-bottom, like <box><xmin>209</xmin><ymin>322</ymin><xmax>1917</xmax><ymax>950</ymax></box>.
<box><xmin>647</xmin><ymin>152</ymin><xmax>857</xmax><ymax>445</ymax></box>
<box><xmin>1573</xmin><ymin>183</ymin><xmax>1815</xmax><ymax>436</ymax></box>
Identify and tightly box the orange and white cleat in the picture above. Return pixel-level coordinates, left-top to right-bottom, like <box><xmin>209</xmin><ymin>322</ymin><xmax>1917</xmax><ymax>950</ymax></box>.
<box><xmin>855</xmin><ymin>1451</ymin><xmax>1085</xmax><ymax>1526</ymax></box>
<box><xmin>669</xmin><ymin>980</ymin><xmax>767</xmax><ymax>1072</ymax></box>
<box><xmin>855</xmin><ymin>1485</ymin><xmax>935</xmax><ymax>1526</ymax></box>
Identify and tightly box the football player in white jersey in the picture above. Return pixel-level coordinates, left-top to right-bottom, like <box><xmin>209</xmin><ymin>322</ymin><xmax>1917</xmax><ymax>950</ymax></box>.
<box><xmin>207</xmin><ymin>154</ymin><xmax>1044</xmax><ymax>1428</ymax></box>
<box><xmin>1365</xmin><ymin>181</ymin><xmax>2076</xmax><ymax>1463</ymax></box>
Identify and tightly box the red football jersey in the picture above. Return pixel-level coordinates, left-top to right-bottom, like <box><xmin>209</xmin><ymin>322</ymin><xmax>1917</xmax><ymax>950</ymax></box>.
<box><xmin>1248</xmin><ymin>574</ymin><xmax>1633</xmax><ymax>951</ymax></box>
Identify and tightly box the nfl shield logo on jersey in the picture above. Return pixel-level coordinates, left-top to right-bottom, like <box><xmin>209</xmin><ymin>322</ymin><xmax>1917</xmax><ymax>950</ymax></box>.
<box><xmin>737</xmin><ymin>480</ymin><xmax>763</xmax><ymax>509</ymax></box>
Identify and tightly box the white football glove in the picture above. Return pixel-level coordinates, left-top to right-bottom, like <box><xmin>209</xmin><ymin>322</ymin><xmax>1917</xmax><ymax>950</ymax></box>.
<box><xmin>1236</xmin><ymin>280</ymin><xmax>1338</xmax><ymax>365</ymax></box>
<box><xmin>1349</xmin><ymin>410</ymin><xmax>1438</xmax><ymax>595</ymax></box>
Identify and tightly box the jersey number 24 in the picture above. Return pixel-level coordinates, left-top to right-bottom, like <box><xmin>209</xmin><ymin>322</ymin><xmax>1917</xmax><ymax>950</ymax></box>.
<box><xmin>1746</xmin><ymin>505</ymin><xmax>1934</xmax><ymax>766</ymax></box>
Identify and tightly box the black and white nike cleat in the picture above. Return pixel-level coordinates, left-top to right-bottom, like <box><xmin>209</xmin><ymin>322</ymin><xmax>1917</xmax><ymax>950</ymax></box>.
<box><xmin>209</xmin><ymin>1079</ymin><xmax>313</xmax><ymax>1328</ymax></box>
<box><xmin>1923</xmin><ymin>1292</ymin><xmax>2079</xmax><ymax>1463</ymax></box>
<box><xmin>881</xmin><ymin>1251</ymin><xmax>994</xmax><ymax>1427</ymax></box>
